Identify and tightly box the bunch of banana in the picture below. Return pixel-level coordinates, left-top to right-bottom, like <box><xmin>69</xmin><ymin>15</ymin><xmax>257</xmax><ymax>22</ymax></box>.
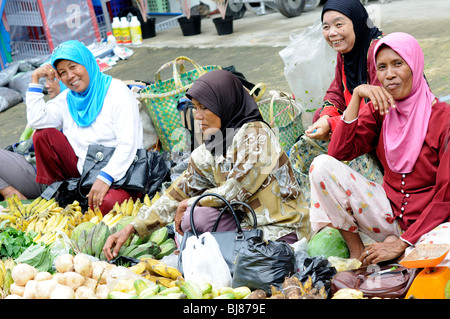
<box><xmin>0</xmin><ymin>258</ymin><xmax>16</xmax><ymax>298</ymax></box>
<box><xmin>28</xmin><ymin>200</ymin><xmax>86</xmax><ymax>245</ymax></box>
<box><xmin>100</xmin><ymin>197</ymin><xmax>141</xmax><ymax>228</ymax></box>
<box><xmin>75</xmin><ymin>221</ymin><xmax>110</xmax><ymax>258</ymax></box>
<box><xmin>130</xmin><ymin>256</ymin><xmax>183</xmax><ymax>288</ymax></box>
<box><xmin>143</xmin><ymin>192</ymin><xmax>161</xmax><ymax>207</ymax></box>
<box><xmin>82</xmin><ymin>206</ymin><xmax>103</xmax><ymax>224</ymax></box>
<box><xmin>1</xmin><ymin>196</ymin><xmax>57</xmax><ymax>231</ymax></box>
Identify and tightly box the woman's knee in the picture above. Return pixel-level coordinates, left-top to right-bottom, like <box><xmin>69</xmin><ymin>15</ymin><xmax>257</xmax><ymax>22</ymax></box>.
<box><xmin>33</xmin><ymin>128</ymin><xmax>60</xmax><ymax>147</ymax></box>
<box><xmin>309</xmin><ymin>154</ymin><xmax>336</xmax><ymax>182</ymax></box>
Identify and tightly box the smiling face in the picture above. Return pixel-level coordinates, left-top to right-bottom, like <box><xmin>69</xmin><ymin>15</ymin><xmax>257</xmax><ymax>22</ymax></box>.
<box><xmin>55</xmin><ymin>60</ymin><xmax>90</xmax><ymax>93</ymax></box>
<box><xmin>322</xmin><ymin>10</ymin><xmax>356</xmax><ymax>54</ymax></box>
<box><xmin>191</xmin><ymin>98</ymin><xmax>221</xmax><ymax>135</ymax></box>
<box><xmin>376</xmin><ymin>46</ymin><xmax>413</xmax><ymax>100</ymax></box>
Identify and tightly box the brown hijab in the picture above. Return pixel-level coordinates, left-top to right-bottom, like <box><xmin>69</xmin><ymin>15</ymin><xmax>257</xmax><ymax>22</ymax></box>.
<box><xmin>186</xmin><ymin>69</ymin><xmax>266</xmax><ymax>156</ymax></box>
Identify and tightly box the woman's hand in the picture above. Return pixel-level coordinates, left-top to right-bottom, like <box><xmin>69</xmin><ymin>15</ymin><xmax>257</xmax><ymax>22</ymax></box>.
<box><xmin>103</xmin><ymin>224</ymin><xmax>135</xmax><ymax>261</ymax></box>
<box><xmin>31</xmin><ymin>64</ymin><xmax>60</xmax><ymax>84</ymax></box>
<box><xmin>87</xmin><ymin>179</ymin><xmax>110</xmax><ymax>209</ymax></box>
<box><xmin>353</xmin><ymin>84</ymin><xmax>396</xmax><ymax>116</ymax></box>
<box><xmin>305</xmin><ymin>115</ymin><xmax>332</xmax><ymax>140</ymax></box>
<box><xmin>359</xmin><ymin>236</ymin><xmax>409</xmax><ymax>265</ymax></box>
<box><xmin>175</xmin><ymin>199</ymin><xmax>189</xmax><ymax>236</ymax></box>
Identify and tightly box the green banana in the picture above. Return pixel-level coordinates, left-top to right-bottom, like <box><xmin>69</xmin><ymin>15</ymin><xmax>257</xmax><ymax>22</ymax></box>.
<box><xmin>77</xmin><ymin>229</ymin><xmax>88</xmax><ymax>253</ymax></box>
<box><xmin>92</xmin><ymin>221</ymin><xmax>110</xmax><ymax>258</ymax></box>
<box><xmin>155</xmin><ymin>238</ymin><xmax>176</xmax><ymax>259</ymax></box>
<box><xmin>121</xmin><ymin>244</ymin><xmax>139</xmax><ymax>257</ymax></box>
<box><xmin>176</xmin><ymin>279</ymin><xmax>202</xmax><ymax>299</ymax></box>
<box><xmin>133</xmin><ymin>279</ymin><xmax>149</xmax><ymax>295</ymax></box>
<box><xmin>137</xmin><ymin>285</ymin><xmax>160</xmax><ymax>299</ymax></box>
<box><xmin>149</xmin><ymin>226</ymin><xmax>168</xmax><ymax>246</ymax></box>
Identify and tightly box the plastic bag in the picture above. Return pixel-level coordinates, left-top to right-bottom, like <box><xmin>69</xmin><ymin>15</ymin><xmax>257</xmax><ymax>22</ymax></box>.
<box><xmin>328</xmin><ymin>256</ymin><xmax>362</xmax><ymax>272</ymax></box>
<box><xmin>291</xmin><ymin>237</ymin><xmax>309</xmax><ymax>272</ymax></box>
<box><xmin>182</xmin><ymin>232</ymin><xmax>232</xmax><ymax>290</ymax></box>
<box><xmin>232</xmin><ymin>238</ymin><xmax>295</xmax><ymax>293</ymax></box>
<box><xmin>293</xmin><ymin>255</ymin><xmax>337</xmax><ymax>297</ymax></box>
<box><xmin>106</xmin><ymin>265</ymin><xmax>154</xmax><ymax>292</ymax></box>
<box><xmin>279</xmin><ymin>19</ymin><xmax>336</xmax><ymax>113</ymax></box>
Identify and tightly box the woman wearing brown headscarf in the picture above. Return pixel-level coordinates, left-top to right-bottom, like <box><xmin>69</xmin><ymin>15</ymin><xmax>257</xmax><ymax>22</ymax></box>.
<box><xmin>103</xmin><ymin>70</ymin><xmax>311</xmax><ymax>261</ymax></box>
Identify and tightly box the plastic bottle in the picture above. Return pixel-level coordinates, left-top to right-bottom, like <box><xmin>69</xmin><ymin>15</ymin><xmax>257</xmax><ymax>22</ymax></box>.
<box><xmin>120</xmin><ymin>17</ymin><xmax>131</xmax><ymax>45</ymax></box>
<box><xmin>111</xmin><ymin>17</ymin><xmax>122</xmax><ymax>44</ymax></box>
<box><xmin>106</xmin><ymin>31</ymin><xmax>117</xmax><ymax>45</ymax></box>
<box><xmin>129</xmin><ymin>16</ymin><xmax>143</xmax><ymax>45</ymax></box>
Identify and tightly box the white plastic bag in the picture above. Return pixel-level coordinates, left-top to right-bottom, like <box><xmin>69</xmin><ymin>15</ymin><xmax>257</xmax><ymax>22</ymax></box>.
<box><xmin>279</xmin><ymin>19</ymin><xmax>337</xmax><ymax>114</ymax></box>
<box><xmin>182</xmin><ymin>232</ymin><xmax>232</xmax><ymax>290</ymax></box>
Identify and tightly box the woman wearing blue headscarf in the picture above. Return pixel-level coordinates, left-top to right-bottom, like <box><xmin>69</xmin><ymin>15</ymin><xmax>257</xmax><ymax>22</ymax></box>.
<box><xmin>26</xmin><ymin>40</ymin><xmax>143</xmax><ymax>214</ymax></box>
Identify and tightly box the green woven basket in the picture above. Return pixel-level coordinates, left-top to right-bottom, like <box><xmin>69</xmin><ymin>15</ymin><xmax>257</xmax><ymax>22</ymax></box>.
<box><xmin>258</xmin><ymin>91</ymin><xmax>304</xmax><ymax>153</ymax></box>
<box><xmin>140</xmin><ymin>56</ymin><xmax>221</xmax><ymax>152</ymax></box>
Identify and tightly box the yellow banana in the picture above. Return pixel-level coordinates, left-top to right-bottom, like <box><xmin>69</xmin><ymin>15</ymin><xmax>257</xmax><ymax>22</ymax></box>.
<box><xmin>94</xmin><ymin>207</ymin><xmax>103</xmax><ymax>220</ymax></box>
<box><xmin>120</xmin><ymin>199</ymin><xmax>128</xmax><ymax>215</ymax></box>
<box><xmin>90</xmin><ymin>215</ymin><xmax>101</xmax><ymax>224</ymax></box>
<box><xmin>131</xmin><ymin>198</ymin><xmax>142</xmax><ymax>217</ymax></box>
<box><xmin>34</xmin><ymin>218</ymin><xmax>47</xmax><ymax>233</ymax></box>
<box><xmin>12</xmin><ymin>194</ymin><xmax>26</xmax><ymax>217</ymax></box>
<box><xmin>33</xmin><ymin>231</ymin><xmax>42</xmax><ymax>241</ymax></box>
<box><xmin>155</xmin><ymin>277</ymin><xmax>174</xmax><ymax>288</ymax></box>
<box><xmin>106</xmin><ymin>213</ymin><xmax>123</xmax><ymax>227</ymax></box>
<box><xmin>51</xmin><ymin>206</ymin><xmax>64</xmax><ymax>213</ymax></box>
<box><xmin>16</xmin><ymin>218</ymin><xmax>29</xmax><ymax>231</ymax></box>
<box><xmin>143</xmin><ymin>194</ymin><xmax>151</xmax><ymax>207</ymax></box>
<box><xmin>112</xmin><ymin>201</ymin><xmax>121</xmax><ymax>213</ymax></box>
<box><xmin>151</xmin><ymin>264</ymin><xmax>183</xmax><ymax>280</ymax></box>
<box><xmin>126</xmin><ymin>198</ymin><xmax>134</xmax><ymax>216</ymax></box>
<box><xmin>43</xmin><ymin>214</ymin><xmax>58</xmax><ymax>231</ymax></box>
<box><xmin>25</xmin><ymin>196</ymin><xmax>42</xmax><ymax>215</ymax></box>
<box><xmin>141</xmin><ymin>257</ymin><xmax>163</xmax><ymax>269</ymax></box>
<box><xmin>26</xmin><ymin>220</ymin><xmax>37</xmax><ymax>232</ymax></box>
<box><xmin>0</xmin><ymin>214</ymin><xmax>17</xmax><ymax>224</ymax></box>
<box><xmin>6</xmin><ymin>197</ymin><xmax>22</xmax><ymax>218</ymax></box>
<box><xmin>35</xmin><ymin>198</ymin><xmax>56</xmax><ymax>214</ymax></box>
<box><xmin>102</xmin><ymin>210</ymin><xmax>116</xmax><ymax>224</ymax></box>
<box><xmin>128</xmin><ymin>262</ymin><xmax>147</xmax><ymax>275</ymax></box>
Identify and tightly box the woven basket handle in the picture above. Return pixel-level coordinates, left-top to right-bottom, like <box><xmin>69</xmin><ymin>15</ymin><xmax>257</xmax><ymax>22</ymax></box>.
<box><xmin>268</xmin><ymin>91</ymin><xmax>297</xmax><ymax>126</ymax></box>
<box><xmin>248</xmin><ymin>83</ymin><xmax>266</xmax><ymax>102</ymax></box>
<box><xmin>172</xmin><ymin>56</ymin><xmax>204</xmax><ymax>89</ymax></box>
<box><xmin>154</xmin><ymin>60</ymin><xmax>187</xmax><ymax>83</ymax></box>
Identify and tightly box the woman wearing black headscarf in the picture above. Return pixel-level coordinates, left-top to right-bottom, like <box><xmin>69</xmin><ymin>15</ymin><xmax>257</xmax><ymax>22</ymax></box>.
<box><xmin>103</xmin><ymin>70</ymin><xmax>311</xmax><ymax>261</ymax></box>
<box><xmin>305</xmin><ymin>0</ymin><xmax>383</xmax><ymax>140</ymax></box>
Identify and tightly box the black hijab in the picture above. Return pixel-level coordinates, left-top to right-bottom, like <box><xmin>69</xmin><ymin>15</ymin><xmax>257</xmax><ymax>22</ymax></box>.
<box><xmin>186</xmin><ymin>69</ymin><xmax>266</xmax><ymax>156</ymax></box>
<box><xmin>322</xmin><ymin>0</ymin><xmax>382</xmax><ymax>93</ymax></box>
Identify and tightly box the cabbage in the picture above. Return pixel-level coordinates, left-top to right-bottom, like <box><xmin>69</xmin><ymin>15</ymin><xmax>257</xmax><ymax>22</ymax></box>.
<box><xmin>307</xmin><ymin>227</ymin><xmax>350</xmax><ymax>259</ymax></box>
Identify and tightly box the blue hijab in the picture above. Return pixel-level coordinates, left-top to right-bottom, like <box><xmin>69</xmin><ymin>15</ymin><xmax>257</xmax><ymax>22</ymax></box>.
<box><xmin>51</xmin><ymin>40</ymin><xmax>112</xmax><ymax>127</ymax></box>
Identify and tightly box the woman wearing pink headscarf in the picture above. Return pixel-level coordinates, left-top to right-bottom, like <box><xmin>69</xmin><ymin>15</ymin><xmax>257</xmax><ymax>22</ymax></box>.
<box><xmin>308</xmin><ymin>32</ymin><xmax>449</xmax><ymax>265</ymax></box>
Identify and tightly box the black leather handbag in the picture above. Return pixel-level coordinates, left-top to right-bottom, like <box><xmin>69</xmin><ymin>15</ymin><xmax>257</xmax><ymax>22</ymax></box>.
<box><xmin>78</xmin><ymin>144</ymin><xmax>149</xmax><ymax>196</ymax></box>
<box><xmin>178</xmin><ymin>193</ymin><xmax>264</xmax><ymax>277</ymax></box>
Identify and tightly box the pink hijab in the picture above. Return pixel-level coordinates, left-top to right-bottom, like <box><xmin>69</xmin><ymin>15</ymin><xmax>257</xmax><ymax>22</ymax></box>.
<box><xmin>373</xmin><ymin>32</ymin><xmax>435</xmax><ymax>174</ymax></box>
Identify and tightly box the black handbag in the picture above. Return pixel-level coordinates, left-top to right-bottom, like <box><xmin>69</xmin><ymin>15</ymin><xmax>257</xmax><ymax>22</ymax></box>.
<box><xmin>78</xmin><ymin>144</ymin><xmax>149</xmax><ymax>196</ymax></box>
<box><xmin>178</xmin><ymin>193</ymin><xmax>264</xmax><ymax>277</ymax></box>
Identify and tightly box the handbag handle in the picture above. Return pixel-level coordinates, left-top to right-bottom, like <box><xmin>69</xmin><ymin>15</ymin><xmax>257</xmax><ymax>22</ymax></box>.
<box><xmin>189</xmin><ymin>193</ymin><xmax>244</xmax><ymax>238</ymax></box>
<box><xmin>212</xmin><ymin>201</ymin><xmax>258</xmax><ymax>232</ymax></box>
